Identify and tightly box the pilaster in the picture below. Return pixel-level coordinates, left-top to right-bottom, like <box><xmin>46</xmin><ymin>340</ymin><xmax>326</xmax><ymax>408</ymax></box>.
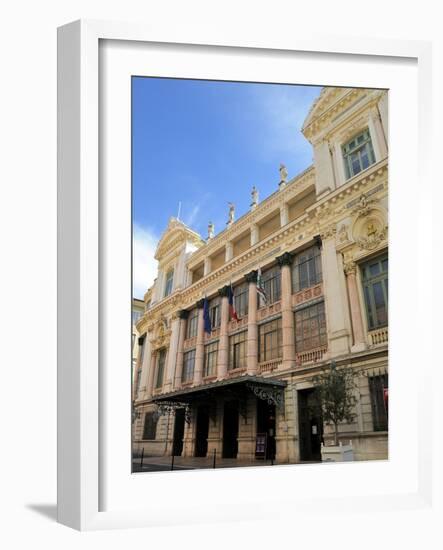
<box><xmin>344</xmin><ymin>261</ymin><xmax>367</xmax><ymax>352</ymax></box>
<box><xmin>320</xmin><ymin>226</ymin><xmax>351</xmax><ymax>356</ymax></box>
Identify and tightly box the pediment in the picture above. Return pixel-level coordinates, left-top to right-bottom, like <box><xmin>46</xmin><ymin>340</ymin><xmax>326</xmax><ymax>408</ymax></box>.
<box><xmin>302</xmin><ymin>87</ymin><xmax>349</xmax><ymax>130</ymax></box>
<box><xmin>155</xmin><ymin>217</ymin><xmax>204</xmax><ymax>261</ymax></box>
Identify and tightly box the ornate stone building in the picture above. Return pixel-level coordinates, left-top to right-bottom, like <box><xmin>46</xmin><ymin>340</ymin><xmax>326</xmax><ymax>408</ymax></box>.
<box><xmin>132</xmin><ymin>86</ymin><xmax>389</xmax><ymax>464</ymax></box>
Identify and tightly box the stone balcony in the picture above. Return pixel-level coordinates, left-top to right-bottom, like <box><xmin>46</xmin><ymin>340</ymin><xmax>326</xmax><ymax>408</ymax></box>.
<box><xmin>258</xmin><ymin>359</ymin><xmax>281</xmax><ymax>374</ymax></box>
<box><xmin>295</xmin><ymin>346</ymin><xmax>328</xmax><ymax>366</ymax></box>
<box><xmin>368</xmin><ymin>326</ymin><xmax>388</xmax><ymax>346</ymax></box>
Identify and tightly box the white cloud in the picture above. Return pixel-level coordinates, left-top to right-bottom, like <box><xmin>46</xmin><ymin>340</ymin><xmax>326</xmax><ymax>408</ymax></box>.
<box><xmin>132</xmin><ymin>224</ymin><xmax>159</xmax><ymax>300</ymax></box>
<box><xmin>184</xmin><ymin>203</ymin><xmax>201</xmax><ymax>227</ymax></box>
<box><xmin>252</xmin><ymin>86</ymin><xmax>321</xmax><ymax>162</ymax></box>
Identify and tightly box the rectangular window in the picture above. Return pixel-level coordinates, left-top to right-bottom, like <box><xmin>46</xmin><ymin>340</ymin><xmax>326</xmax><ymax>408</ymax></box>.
<box><xmin>164</xmin><ymin>269</ymin><xmax>174</xmax><ymax>297</ymax></box>
<box><xmin>361</xmin><ymin>254</ymin><xmax>388</xmax><ymax>330</ymax></box>
<box><xmin>262</xmin><ymin>266</ymin><xmax>281</xmax><ymax>305</ymax></box>
<box><xmin>259</xmin><ymin>318</ymin><xmax>282</xmax><ymax>362</ymax></box>
<box><xmin>228</xmin><ymin>331</ymin><xmax>247</xmax><ymax>370</ymax></box>
<box><xmin>342</xmin><ymin>128</ymin><xmax>376</xmax><ymax>179</ymax></box>
<box><xmin>368</xmin><ymin>374</ymin><xmax>388</xmax><ymax>431</ymax></box>
<box><xmin>204</xmin><ymin>341</ymin><xmax>218</xmax><ymax>377</ymax></box>
<box><xmin>155</xmin><ymin>348</ymin><xmax>166</xmax><ymax>388</ymax></box>
<box><xmin>182</xmin><ymin>349</ymin><xmax>196</xmax><ymax>382</ymax></box>
<box><xmin>186</xmin><ymin>309</ymin><xmax>199</xmax><ymax>339</ymax></box>
<box><xmin>142</xmin><ymin>412</ymin><xmax>158</xmax><ymax>440</ymax></box>
<box><xmin>292</xmin><ymin>245</ymin><xmax>322</xmax><ymax>292</ymax></box>
<box><xmin>234</xmin><ymin>282</ymin><xmax>249</xmax><ymax>317</ymax></box>
<box><xmin>295</xmin><ymin>301</ymin><xmax>327</xmax><ymax>352</ymax></box>
<box><xmin>209</xmin><ymin>297</ymin><xmax>221</xmax><ymax>329</ymax></box>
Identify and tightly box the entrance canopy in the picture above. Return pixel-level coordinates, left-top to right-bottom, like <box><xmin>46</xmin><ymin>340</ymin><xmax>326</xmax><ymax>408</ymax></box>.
<box><xmin>152</xmin><ymin>375</ymin><xmax>287</xmax><ymax>408</ymax></box>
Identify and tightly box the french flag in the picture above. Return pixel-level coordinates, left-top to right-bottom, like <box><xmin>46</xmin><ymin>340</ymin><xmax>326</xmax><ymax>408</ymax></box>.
<box><xmin>228</xmin><ymin>283</ymin><xmax>239</xmax><ymax>321</ymax></box>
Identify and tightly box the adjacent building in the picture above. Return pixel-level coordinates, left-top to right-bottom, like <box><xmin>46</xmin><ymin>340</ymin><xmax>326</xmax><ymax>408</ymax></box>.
<box><xmin>132</xmin><ymin>86</ymin><xmax>389</xmax><ymax>464</ymax></box>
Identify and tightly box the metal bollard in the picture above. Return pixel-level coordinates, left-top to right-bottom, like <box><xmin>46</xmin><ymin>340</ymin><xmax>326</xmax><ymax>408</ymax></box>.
<box><xmin>140</xmin><ymin>447</ymin><xmax>144</xmax><ymax>469</ymax></box>
<box><xmin>212</xmin><ymin>448</ymin><xmax>216</xmax><ymax>469</ymax></box>
<box><xmin>171</xmin><ymin>453</ymin><xmax>175</xmax><ymax>471</ymax></box>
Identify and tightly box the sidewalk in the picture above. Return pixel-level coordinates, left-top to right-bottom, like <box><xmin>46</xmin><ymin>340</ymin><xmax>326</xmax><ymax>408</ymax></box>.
<box><xmin>132</xmin><ymin>454</ymin><xmax>284</xmax><ymax>473</ymax></box>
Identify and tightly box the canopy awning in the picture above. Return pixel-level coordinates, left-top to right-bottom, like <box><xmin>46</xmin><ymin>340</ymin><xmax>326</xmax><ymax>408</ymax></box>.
<box><xmin>151</xmin><ymin>375</ymin><xmax>287</xmax><ymax>408</ymax></box>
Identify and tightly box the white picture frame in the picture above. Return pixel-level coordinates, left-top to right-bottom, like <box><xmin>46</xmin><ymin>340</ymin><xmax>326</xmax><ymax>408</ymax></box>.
<box><xmin>57</xmin><ymin>19</ymin><xmax>435</xmax><ymax>531</ymax></box>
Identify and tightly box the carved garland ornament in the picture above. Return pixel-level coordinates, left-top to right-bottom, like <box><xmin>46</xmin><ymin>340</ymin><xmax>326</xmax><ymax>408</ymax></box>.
<box><xmin>246</xmin><ymin>382</ymin><xmax>284</xmax><ymax>408</ymax></box>
<box><xmin>356</xmin><ymin>225</ymin><xmax>388</xmax><ymax>251</ymax></box>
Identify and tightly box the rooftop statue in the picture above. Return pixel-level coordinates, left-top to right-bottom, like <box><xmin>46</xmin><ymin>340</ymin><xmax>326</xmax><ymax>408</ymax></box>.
<box><xmin>207</xmin><ymin>221</ymin><xmax>215</xmax><ymax>240</ymax></box>
<box><xmin>227</xmin><ymin>202</ymin><xmax>235</xmax><ymax>226</ymax></box>
<box><xmin>251</xmin><ymin>186</ymin><xmax>259</xmax><ymax>209</ymax></box>
<box><xmin>279</xmin><ymin>163</ymin><xmax>288</xmax><ymax>188</ymax></box>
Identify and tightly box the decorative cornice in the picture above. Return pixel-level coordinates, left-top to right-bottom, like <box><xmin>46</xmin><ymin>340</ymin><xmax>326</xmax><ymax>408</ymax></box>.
<box><xmin>276</xmin><ymin>251</ymin><xmax>293</xmax><ymax>267</ymax></box>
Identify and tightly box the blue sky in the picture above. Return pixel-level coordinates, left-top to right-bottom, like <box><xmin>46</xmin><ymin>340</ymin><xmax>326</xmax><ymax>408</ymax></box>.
<box><xmin>132</xmin><ymin>77</ymin><xmax>322</xmax><ymax>298</ymax></box>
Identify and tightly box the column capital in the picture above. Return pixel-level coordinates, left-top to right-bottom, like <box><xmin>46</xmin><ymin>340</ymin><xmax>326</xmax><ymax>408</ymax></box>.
<box><xmin>218</xmin><ymin>285</ymin><xmax>230</xmax><ymax>297</ymax></box>
<box><xmin>320</xmin><ymin>224</ymin><xmax>337</xmax><ymax>240</ymax></box>
<box><xmin>276</xmin><ymin>251</ymin><xmax>293</xmax><ymax>267</ymax></box>
<box><xmin>245</xmin><ymin>270</ymin><xmax>258</xmax><ymax>283</ymax></box>
<box><xmin>178</xmin><ymin>309</ymin><xmax>190</xmax><ymax>320</ymax></box>
<box><xmin>343</xmin><ymin>261</ymin><xmax>357</xmax><ymax>276</ymax></box>
<box><xmin>196</xmin><ymin>299</ymin><xmax>205</xmax><ymax>309</ymax></box>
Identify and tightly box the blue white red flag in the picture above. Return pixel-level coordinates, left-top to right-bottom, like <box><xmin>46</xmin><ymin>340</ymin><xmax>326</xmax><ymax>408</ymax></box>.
<box><xmin>228</xmin><ymin>283</ymin><xmax>239</xmax><ymax>321</ymax></box>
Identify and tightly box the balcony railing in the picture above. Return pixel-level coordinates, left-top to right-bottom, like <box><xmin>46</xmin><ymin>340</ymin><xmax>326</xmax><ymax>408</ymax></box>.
<box><xmin>296</xmin><ymin>346</ymin><xmax>327</xmax><ymax>365</ymax></box>
<box><xmin>258</xmin><ymin>359</ymin><xmax>281</xmax><ymax>374</ymax></box>
<box><xmin>368</xmin><ymin>327</ymin><xmax>388</xmax><ymax>346</ymax></box>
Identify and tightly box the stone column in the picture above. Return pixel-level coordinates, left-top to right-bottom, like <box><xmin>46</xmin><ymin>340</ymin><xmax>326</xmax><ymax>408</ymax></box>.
<box><xmin>203</xmin><ymin>257</ymin><xmax>212</xmax><ymax>276</ymax></box>
<box><xmin>174</xmin><ymin>310</ymin><xmax>189</xmax><ymax>389</ymax></box>
<box><xmin>132</xmin><ymin>334</ymin><xmax>145</xmax><ymax>400</ymax></box>
<box><xmin>277</xmin><ymin>252</ymin><xmax>296</xmax><ymax>370</ymax></box>
<box><xmin>216</xmin><ymin>286</ymin><xmax>230</xmax><ymax>379</ymax></box>
<box><xmin>145</xmin><ymin>349</ymin><xmax>157</xmax><ymax>399</ymax></box>
<box><xmin>225</xmin><ymin>242</ymin><xmax>234</xmax><ymax>262</ymax></box>
<box><xmin>138</xmin><ymin>335</ymin><xmax>152</xmax><ymax>398</ymax></box>
<box><xmin>193</xmin><ymin>300</ymin><xmax>205</xmax><ymax>385</ymax></box>
<box><xmin>164</xmin><ymin>317</ymin><xmax>180</xmax><ymax>392</ymax></box>
<box><xmin>250</xmin><ymin>224</ymin><xmax>259</xmax><ymax>246</ymax></box>
<box><xmin>280</xmin><ymin>203</ymin><xmax>289</xmax><ymax>227</ymax></box>
<box><xmin>321</xmin><ymin>227</ymin><xmax>351</xmax><ymax>357</ymax></box>
<box><xmin>334</xmin><ymin>141</ymin><xmax>347</xmax><ymax>185</ymax></box>
<box><xmin>245</xmin><ymin>270</ymin><xmax>258</xmax><ymax>375</ymax></box>
<box><xmin>370</xmin><ymin>108</ymin><xmax>388</xmax><ymax>159</ymax></box>
<box><xmin>368</xmin><ymin>111</ymin><xmax>383</xmax><ymax>162</ymax></box>
<box><xmin>344</xmin><ymin>261</ymin><xmax>367</xmax><ymax>352</ymax></box>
